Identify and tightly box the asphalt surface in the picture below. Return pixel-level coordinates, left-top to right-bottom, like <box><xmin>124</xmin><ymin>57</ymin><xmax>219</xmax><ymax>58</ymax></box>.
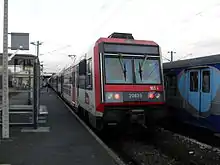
<box><xmin>0</xmin><ymin>88</ymin><xmax>118</xmax><ymax>165</ymax></box>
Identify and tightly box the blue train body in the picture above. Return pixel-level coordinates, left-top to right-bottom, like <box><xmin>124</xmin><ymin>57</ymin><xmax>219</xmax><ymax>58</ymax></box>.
<box><xmin>163</xmin><ymin>54</ymin><xmax>220</xmax><ymax>133</ymax></box>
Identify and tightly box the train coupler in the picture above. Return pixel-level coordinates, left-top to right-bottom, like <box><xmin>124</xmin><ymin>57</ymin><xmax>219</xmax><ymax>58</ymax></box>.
<box><xmin>129</xmin><ymin>109</ymin><xmax>145</xmax><ymax>125</ymax></box>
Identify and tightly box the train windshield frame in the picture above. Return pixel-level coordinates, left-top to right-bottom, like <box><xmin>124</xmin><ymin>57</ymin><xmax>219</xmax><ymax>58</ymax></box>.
<box><xmin>104</xmin><ymin>54</ymin><xmax>162</xmax><ymax>85</ymax></box>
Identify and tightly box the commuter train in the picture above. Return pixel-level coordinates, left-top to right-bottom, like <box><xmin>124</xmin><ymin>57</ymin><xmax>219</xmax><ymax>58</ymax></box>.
<box><xmin>49</xmin><ymin>32</ymin><xmax>166</xmax><ymax>131</ymax></box>
<box><xmin>163</xmin><ymin>54</ymin><xmax>220</xmax><ymax>135</ymax></box>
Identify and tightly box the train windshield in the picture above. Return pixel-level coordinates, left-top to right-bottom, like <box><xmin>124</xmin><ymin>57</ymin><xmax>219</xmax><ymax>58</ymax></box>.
<box><xmin>104</xmin><ymin>56</ymin><xmax>133</xmax><ymax>84</ymax></box>
<box><xmin>104</xmin><ymin>55</ymin><xmax>161</xmax><ymax>84</ymax></box>
<box><xmin>134</xmin><ymin>58</ymin><xmax>161</xmax><ymax>84</ymax></box>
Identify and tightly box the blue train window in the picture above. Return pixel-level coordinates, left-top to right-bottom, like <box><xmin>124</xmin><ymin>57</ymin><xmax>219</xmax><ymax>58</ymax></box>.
<box><xmin>190</xmin><ymin>72</ymin><xmax>198</xmax><ymax>92</ymax></box>
<box><xmin>202</xmin><ymin>71</ymin><xmax>210</xmax><ymax>93</ymax></box>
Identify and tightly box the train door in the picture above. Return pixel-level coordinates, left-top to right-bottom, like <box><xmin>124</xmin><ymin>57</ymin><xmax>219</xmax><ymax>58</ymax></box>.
<box><xmin>200</xmin><ymin>69</ymin><xmax>211</xmax><ymax>116</ymax></box>
<box><xmin>186</xmin><ymin>68</ymin><xmax>211</xmax><ymax>117</ymax></box>
<box><xmin>187</xmin><ymin>70</ymin><xmax>200</xmax><ymax>117</ymax></box>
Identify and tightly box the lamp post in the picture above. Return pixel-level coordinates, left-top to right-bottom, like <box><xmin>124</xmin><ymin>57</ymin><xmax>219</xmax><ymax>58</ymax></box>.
<box><xmin>31</xmin><ymin>41</ymin><xmax>43</xmax><ymax>57</ymax></box>
<box><xmin>2</xmin><ymin>0</ymin><xmax>9</xmax><ymax>139</ymax></box>
<box><xmin>168</xmin><ymin>51</ymin><xmax>176</xmax><ymax>62</ymax></box>
<box><xmin>68</xmin><ymin>54</ymin><xmax>76</xmax><ymax>63</ymax></box>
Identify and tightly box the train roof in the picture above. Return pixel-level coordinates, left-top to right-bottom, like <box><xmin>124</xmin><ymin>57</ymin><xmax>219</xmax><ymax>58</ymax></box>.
<box><xmin>163</xmin><ymin>54</ymin><xmax>220</xmax><ymax>69</ymax></box>
<box><xmin>95</xmin><ymin>37</ymin><xmax>158</xmax><ymax>46</ymax></box>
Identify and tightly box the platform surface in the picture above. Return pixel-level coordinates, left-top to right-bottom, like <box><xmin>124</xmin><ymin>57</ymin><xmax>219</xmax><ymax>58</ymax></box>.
<box><xmin>0</xmin><ymin>88</ymin><xmax>118</xmax><ymax>165</ymax></box>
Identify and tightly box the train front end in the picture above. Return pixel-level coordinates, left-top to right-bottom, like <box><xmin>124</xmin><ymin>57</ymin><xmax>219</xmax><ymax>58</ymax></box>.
<box><xmin>94</xmin><ymin>33</ymin><xmax>166</xmax><ymax>128</ymax></box>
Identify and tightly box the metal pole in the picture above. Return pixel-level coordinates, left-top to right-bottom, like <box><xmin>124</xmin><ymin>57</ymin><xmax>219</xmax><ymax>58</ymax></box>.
<box><xmin>28</xmin><ymin>69</ymin><xmax>31</xmax><ymax>105</ymax></box>
<box><xmin>36</xmin><ymin>45</ymin><xmax>40</xmax><ymax>121</ymax></box>
<box><xmin>2</xmin><ymin>0</ymin><xmax>9</xmax><ymax>139</ymax></box>
<box><xmin>171</xmin><ymin>51</ymin><xmax>173</xmax><ymax>62</ymax></box>
<box><xmin>168</xmin><ymin>51</ymin><xmax>176</xmax><ymax>62</ymax></box>
<box><xmin>33</xmin><ymin>59</ymin><xmax>38</xmax><ymax>129</ymax></box>
<box><xmin>36</xmin><ymin>41</ymin><xmax>39</xmax><ymax>57</ymax></box>
<box><xmin>37</xmin><ymin>59</ymin><xmax>40</xmax><ymax>118</ymax></box>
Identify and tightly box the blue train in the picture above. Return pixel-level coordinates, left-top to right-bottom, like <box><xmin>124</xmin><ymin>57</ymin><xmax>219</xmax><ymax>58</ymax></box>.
<box><xmin>163</xmin><ymin>54</ymin><xmax>220</xmax><ymax>135</ymax></box>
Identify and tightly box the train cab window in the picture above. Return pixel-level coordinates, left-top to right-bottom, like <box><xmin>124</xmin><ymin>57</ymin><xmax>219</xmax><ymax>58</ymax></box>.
<box><xmin>190</xmin><ymin>72</ymin><xmax>198</xmax><ymax>92</ymax></box>
<box><xmin>86</xmin><ymin>58</ymin><xmax>93</xmax><ymax>89</ymax></box>
<box><xmin>202</xmin><ymin>71</ymin><xmax>210</xmax><ymax>93</ymax></box>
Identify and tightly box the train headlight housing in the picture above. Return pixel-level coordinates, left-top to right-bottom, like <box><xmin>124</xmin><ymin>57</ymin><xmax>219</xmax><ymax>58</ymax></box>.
<box><xmin>148</xmin><ymin>92</ymin><xmax>161</xmax><ymax>99</ymax></box>
<box><xmin>148</xmin><ymin>92</ymin><xmax>155</xmax><ymax>99</ymax></box>
<box><xmin>105</xmin><ymin>92</ymin><xmax>123</xmax><ymax>102</ymax></box>
<box><xmin>155</xmin><ymin>92</ymin><xmax>161</xmax><ymax>99</ymax></box>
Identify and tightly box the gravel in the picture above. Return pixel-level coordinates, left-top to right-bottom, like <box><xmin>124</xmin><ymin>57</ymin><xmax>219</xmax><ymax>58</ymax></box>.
<box><xmin>122</xmin><ymin>140</ymin><xmax>180</xmax><ymax>165</ymax></box>
<box><xmin>108</xmin><ymin>125</ymin><xmax>220</xmax><ymax>165</ymax></box>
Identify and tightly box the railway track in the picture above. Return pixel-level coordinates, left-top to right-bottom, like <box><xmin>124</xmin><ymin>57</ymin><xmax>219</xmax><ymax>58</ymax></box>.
<box><xmin>100</xmin><ymin>123</ymin><xmax>220</xmax><ymax>165</ymax></box>
<box><xmin>100</xmin><ymin>124</ymin><xmax>180</xmax><ymax>165</ymax></box>
<box><xmin>159</xmin><ymin>118</ymin><xmax>220</xmax><ymax>148</ymax></box>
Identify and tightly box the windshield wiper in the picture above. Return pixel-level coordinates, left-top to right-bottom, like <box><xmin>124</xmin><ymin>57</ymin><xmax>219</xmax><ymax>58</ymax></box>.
<box><xmin>118</xmin><ymin>54</ymin><xmax>127</xmax><ymax>81</ymax></box>
<box><xmin>138</xmin><ymin>62</ymin><xmax>143</xmax><ymax>80</ymax></box>
<box><xmin>138</xmin><ymin>55</ymin><xmax>148</xmax><ymax>81</ymax></box>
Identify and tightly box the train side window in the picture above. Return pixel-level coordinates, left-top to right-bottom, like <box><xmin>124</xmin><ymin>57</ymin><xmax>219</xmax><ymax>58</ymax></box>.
<box><xmin>61</xmin><ymin>75</ymin><xmax>64</xmax><ymax>84</ymax></box>
<box><xmin>86</xmin><ymin>58</ymin><xmax>93</xmax><ymax>90</ymax></box>
<box><xmin>72</xmin><ymin>71</ymin><xmax>75</xmax><ymax>86</ymax></box>
<box><xmin>190</xmin><ymin>72</ymin><xmax>198</xmax><ymax>92</ymax></box>
<box><xmin>79</xmin><ymin>59</ymin><xmax>86</xmax><ymax>75</ymax></box>
<box><xmin>202</xmin><ymin>71</ymin><xmax>210</xmax><ymax>93</ymax></box>
<box><xmin>69</xmin><ymin>76</ymin><xmax>72</xmax><ymax>84</ymax></box>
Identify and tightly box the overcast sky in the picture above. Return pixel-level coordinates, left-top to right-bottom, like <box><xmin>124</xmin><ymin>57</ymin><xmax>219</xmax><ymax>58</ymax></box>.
<box><xmin>0</xmin><ymin>0</ymin><xmax>220</xmax><ymax>73</ymax></box>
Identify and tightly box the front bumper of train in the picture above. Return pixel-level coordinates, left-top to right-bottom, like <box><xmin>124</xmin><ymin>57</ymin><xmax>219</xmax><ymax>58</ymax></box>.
<box><xmin>100</xmin><ymin>102</ymin><xmax>166</xmax><ymax>125</ymax></box>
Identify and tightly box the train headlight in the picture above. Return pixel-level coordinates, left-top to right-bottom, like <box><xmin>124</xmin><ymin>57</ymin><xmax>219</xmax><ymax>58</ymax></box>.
<box><xmin>114</xmin><ymin>93</ymin><xmax>120</xmax><ymax>100</ymax></box>
<box><xmin>106</xmin><ymin>92</ymin><xmax>113</xmax><ymax>99</ymax></box>
<box><xmin>155</xmin><ymin>92</ymin><xmax>160</xmax><ymax>99</ymax></box>
<box><xmin>148</xmin><ymin>92</ymin><xmax>161</xmax><ymax>99</ymax></box>
<box><xmin>148</xmin><ymin>92</ymin><xmax>155</xmax><ymax>99</ymax></box>
<box><xmin>105</xmin><ymin>92</ymin><xmax>123</xmax><ymax>102</ymax></box>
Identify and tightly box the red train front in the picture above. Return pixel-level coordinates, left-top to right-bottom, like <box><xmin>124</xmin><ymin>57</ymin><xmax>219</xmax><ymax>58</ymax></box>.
<box><xmin>76</xmin><ymin>32</ymin><xmax>166</xmax><ymax>130</ymax></box>
<box><xmin>51</xmin><ymin>32</ymin><xmax>166</xmax><ymax>131</ymax></box>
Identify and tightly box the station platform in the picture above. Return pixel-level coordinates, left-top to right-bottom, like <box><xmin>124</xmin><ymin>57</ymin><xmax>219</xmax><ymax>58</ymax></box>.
<box><xmin>0</xmin><ymin>88</ymin><xmax>118</xmax><ymax>165</ymax></box>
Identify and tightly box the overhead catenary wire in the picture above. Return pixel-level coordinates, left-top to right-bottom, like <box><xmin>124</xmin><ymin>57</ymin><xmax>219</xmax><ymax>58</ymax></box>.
<box><xmin>43</xmin><ymin>45</ymin><xmax>72</xmax><ymax>56</ymax></box>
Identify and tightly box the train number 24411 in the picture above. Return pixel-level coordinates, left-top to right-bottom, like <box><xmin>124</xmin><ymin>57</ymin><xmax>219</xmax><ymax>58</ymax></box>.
<box><xmin>129</xmin><ymin>93</ymin><xmax>143</xmax><ymax>98</ymax></box>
